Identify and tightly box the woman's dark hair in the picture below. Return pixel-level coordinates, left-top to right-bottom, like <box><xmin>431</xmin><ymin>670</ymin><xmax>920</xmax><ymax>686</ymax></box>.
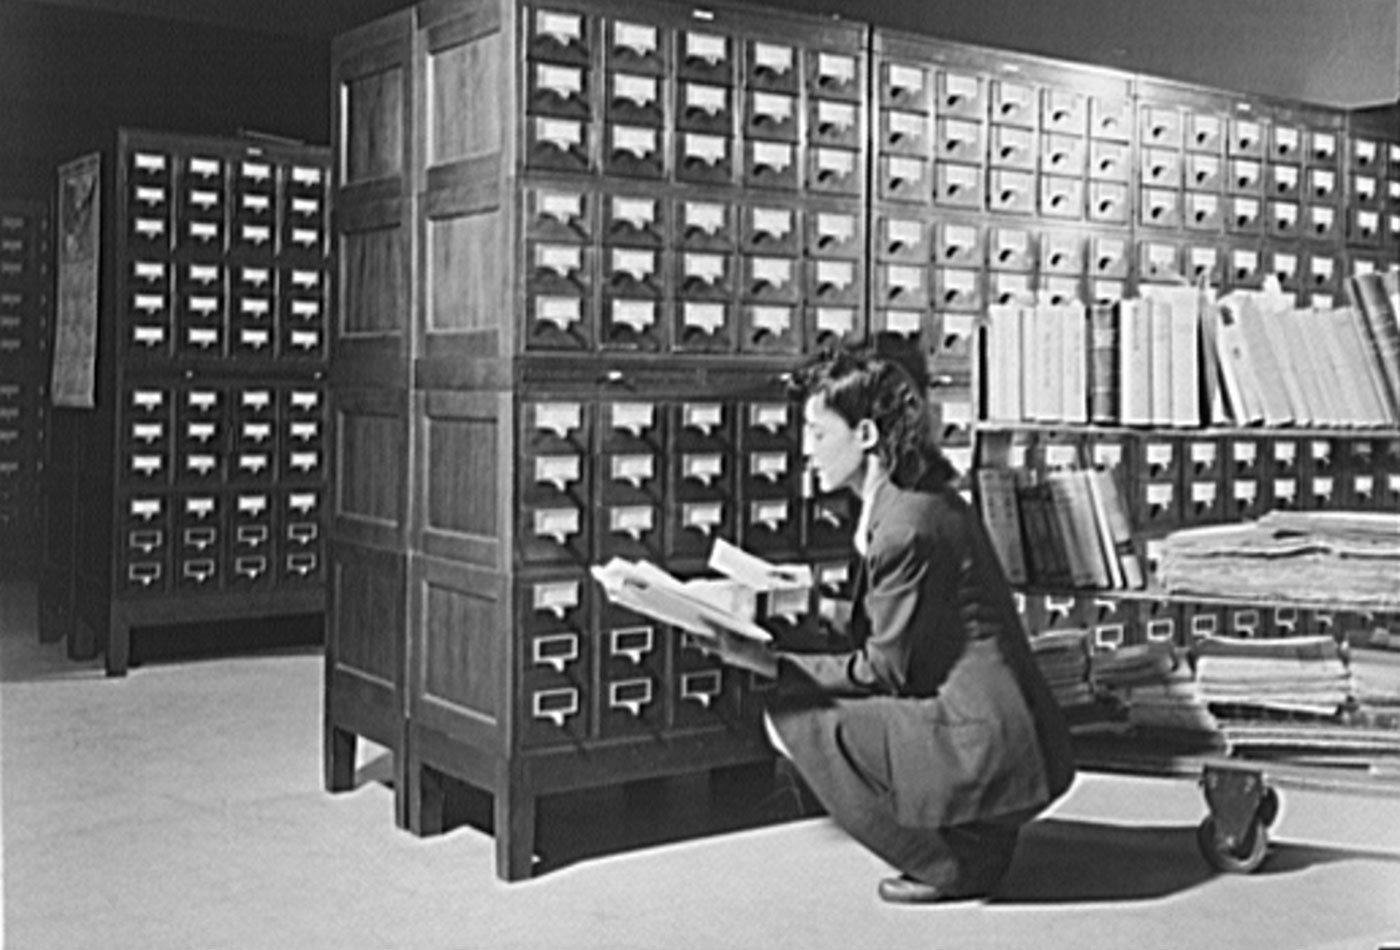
<box><xmin>792</xmin><ymin>334</ymin><xmax>959</xmax><ymax>492</ymax></box>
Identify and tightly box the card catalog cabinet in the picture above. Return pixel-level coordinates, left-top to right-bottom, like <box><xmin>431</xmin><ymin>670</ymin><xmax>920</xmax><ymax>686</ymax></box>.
<box><xmin>327</xmin><ymin>0</ymin><xmax>863</xmax><ymax>876</ymax></box>
<box><xmin>41</xmin><ymin>130</ymin><xmax>332</xmax><ymax>674</ymax></box>
<box><xmin>0</xmin><ymin>200</ymin><xmax>51</xmax><ymax>578</ymax></box>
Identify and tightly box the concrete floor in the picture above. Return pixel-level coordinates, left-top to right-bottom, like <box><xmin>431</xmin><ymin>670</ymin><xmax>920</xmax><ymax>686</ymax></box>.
<box><xmin>2</xmin><ymin>579</ymin><xmax>1399</xmax><ymax>950</ymax></box>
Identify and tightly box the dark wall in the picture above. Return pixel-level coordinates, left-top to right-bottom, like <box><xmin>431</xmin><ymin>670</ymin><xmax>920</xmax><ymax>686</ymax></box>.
<box><xmin>0</xmin><ymin>1</ymin><xmax>329</xmax><ymax>202</ymax></box>
<box><xmin>756</xmin><ymin>0</ymin><xmax>1399</xmax><ymax>108</ymax></box>
<box><xmin>2</xmin><ymin>0</ymin><xmax>1396</xmax><ymax>206</ymax></box>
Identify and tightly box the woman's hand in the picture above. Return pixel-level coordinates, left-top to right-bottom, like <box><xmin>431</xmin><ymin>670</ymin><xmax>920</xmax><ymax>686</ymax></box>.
<box><xmin>690</xmin><ymin>622</ymin><xmax>780</xmax><ymax>680</ymax></box>
<box><xmin>817</xmin><ymin>596</ymin><xmax>853</xmax><ymax>636</ymax></box>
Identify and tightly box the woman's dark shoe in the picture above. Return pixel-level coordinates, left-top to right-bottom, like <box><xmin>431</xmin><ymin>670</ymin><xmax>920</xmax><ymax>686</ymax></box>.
<box><xmin>877</xmin><ymin>875</ymin><xmax>980</xmax><ymax>905</ymax></box>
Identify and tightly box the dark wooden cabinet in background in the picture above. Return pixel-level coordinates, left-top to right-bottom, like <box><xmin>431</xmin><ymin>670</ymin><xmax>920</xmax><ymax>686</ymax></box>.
<box><xmin>0</xmin><ymin>199</ymin><xmax>52</xmax><ymax>579</ymax></box>
<box><xmin>40</xmin><ymin>130</ymin><xmax>333</xmax><ymax>675</ymax></box>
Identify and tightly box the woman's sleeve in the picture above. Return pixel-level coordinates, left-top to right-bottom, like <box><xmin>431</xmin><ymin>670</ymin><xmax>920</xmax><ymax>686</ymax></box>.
<box><xmin>777</xmin><ymin>520</ymin><xmax>945</xmax><ymax>696</ymax></box>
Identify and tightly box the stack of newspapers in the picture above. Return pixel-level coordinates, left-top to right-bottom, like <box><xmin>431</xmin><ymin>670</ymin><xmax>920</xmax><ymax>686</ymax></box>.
<box><xmin>1157</xmin><ymin>511</ymin><xmax>1400</xmax><ymax>610</ymax></box>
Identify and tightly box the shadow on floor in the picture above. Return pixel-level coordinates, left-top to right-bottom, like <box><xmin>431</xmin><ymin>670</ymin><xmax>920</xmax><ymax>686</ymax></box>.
<box><xmin>358</xmin><ymin>751</ymin><xmax>1394</xmax><ymax>897</ymax></box>
<box><xmin>0</xmin><ymin>604</ymin><xmax>323</xmax><ymax>684</ymax></box>
<box><xmin>416</xmin><ymin>760</ymin><xmax>814</xmax><ymax>876</ymax></box>
<box><xmin>989</xmin><ymin>815</ymin><xmax>1390</xmax><ymax>904</ymax></box>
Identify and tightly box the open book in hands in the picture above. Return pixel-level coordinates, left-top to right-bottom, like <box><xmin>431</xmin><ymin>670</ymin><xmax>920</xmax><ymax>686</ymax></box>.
<box><xmin>589</xmin><ymin>539</ymin><xmax>814</xmax><ymax>644</ymax></box>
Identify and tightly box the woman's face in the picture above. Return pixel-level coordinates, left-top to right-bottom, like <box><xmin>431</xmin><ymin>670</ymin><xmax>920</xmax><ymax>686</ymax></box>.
<box><xmin>803</xmin><ymin>394</ymin><xmax>872</xmax><ymax>494</ymax></box>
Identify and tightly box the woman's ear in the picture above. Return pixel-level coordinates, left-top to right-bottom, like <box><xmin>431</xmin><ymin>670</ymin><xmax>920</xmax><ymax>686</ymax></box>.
<box><xmin>855</xmin><ymin>418</ymin><xmax>879</xmax><ymax>450</ymax></box>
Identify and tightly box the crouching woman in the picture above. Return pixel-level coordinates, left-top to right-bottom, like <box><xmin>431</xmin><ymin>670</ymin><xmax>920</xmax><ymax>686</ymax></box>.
<box><xmin>702</xmin><ymin>341</ymin><xmax>1075</xmax><ymax>904</ymax></box>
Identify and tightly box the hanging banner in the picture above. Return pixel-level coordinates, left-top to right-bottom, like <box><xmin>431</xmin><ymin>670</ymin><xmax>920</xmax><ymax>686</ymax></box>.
<box><xmin>51</xmin><ymin>152</ymin><xmax>101</xmax><ymax>408</ymax></box>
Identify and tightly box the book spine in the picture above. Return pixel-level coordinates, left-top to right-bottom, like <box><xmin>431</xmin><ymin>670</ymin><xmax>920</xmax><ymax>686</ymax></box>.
<box><xmin>1337</xmin><ymin>303</ymin><xmax>1397</xmax><ymax>425</ymax></box>
<box><xmin>1149</xmin><ymin>297</ymin><xmax>1174</xmax><ymax>426</ymax></box>
<box><xmin>976</xmin><ymin>468</ymin><xmax>1029</xmax><ymax>585</ymax></box>
<box><xmin>1089</xmin><ymin>301</ymin><xmax>1119</xmax><ymax>425</ymax></box>
<box><xmin>1348</xmin><ymin>272</ymin><xmax>1400</xmax><ymax>420</ymax></box>
<box><xmin>1120</xmin><ymin>299</ymin><xmax>1154</xmax><ymax>426</ymax></box>
<box><xmin>1169</xmin><ymin>294</ymin><xmax>1201</xmax><ymax>427</ymax></box>
<box><xmin>1214</xmin><ymin>298</ymin><xmax>1266</xmax><ymax>425</ymax></box>
<box><xmin>1062</xmin><ymin>304</ymin><xmax>1089</xmax><ymax>424</ymax></box>
<box><xmin>1046</xmin><ymin>471</ymin><xmax>1096</xmax><ymax>587</ymax></box>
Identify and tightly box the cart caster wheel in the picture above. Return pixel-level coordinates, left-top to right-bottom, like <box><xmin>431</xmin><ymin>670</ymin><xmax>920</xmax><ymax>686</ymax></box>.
<box><xmin>1197</xmin><ymin>815</ymin><xmax>1269</xmax><ymax>873</ymax></box>
<box><xmin>1257</xmin><ymin>786</ymin><xmax>1279</xmax><ymax>828</ymax></box>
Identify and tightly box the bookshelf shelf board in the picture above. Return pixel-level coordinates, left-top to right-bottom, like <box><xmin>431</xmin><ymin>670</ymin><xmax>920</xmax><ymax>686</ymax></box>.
<box><xmin>1015</xmin><ymin>584</ymin><xmax>1400</xmax><ymax>616</ymax></box>
<box><xmin>977</xmin><ymin>421</ymin><xmax>1400</xmax><ymax>440</ymax></box>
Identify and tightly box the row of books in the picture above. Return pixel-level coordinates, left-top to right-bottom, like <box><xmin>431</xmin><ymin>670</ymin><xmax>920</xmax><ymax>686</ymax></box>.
<box><xmin>983</xmin><ymin>287</ymin><xmax>1203</xmax><ymax>428</ymax></box>
<box><xmin>1211</xmin><ymin>271</ymin><xmax>1400</xmax><ymax>429</ymax></box>
<box><xmin>976</xmin><ymin>465</ymin><xmax>1145</xmax><ymax>591</ymax></box>
<box><xmin>982</xmin><ymin>269</ymin><xmax>1400</xmax><ymax>430</ymax></box>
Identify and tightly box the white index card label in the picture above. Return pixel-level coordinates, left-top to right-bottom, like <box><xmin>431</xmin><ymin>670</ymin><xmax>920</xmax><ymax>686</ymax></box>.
<box><xmin>685</xmin><ymin>202</ymin><xmax>725</xmax><ymax>235</ymax></box>
<box><xmin>685</xmin><ymin>83</ymin><xmax>727</xmax><ymax>115</ymax></box>
<box><xmin>614</xmin><ymin>22</ymin><xmax>657</xmax><ymax>55</ymax></box>
<box><xmin>535</xmin><ymin>402</ymin><xmax>582</xmax><ymax>438</ymax></box>
<box><xmin>537</xmin><ymin>244</ymin><xmax>581</xmax><ymax>275</ymax></box>
<box><xmin>613</xmin><ymin>126</ymin><xmax>657</xmax><ymax>158</ymax></box>
<box><xmin>754</xmin><ymin>42</ymin><xmax>793</xmax><ymax>75</ymax></box>
<box><xmin>683</xmin><ymin>404</ymin><xmax>723</xmax><ymax>434</ymax></box>
<box><xmin>683</xmin><ymin>302</ymin><xmax>725</xmax><ymax>333</ymax></box>
<box><xmin>684</xmin><ymin>253</ymin><xmax>726</xmax><ymax>283</ymax></box>
<box><xmin>817</xmin><ymin>53</ymin><xmax>855</xmax><ymax>85</ymax></box>
<box><xmin>610</xmin><ymin>402</ymin><xmax>654</xmax><ymax>435</ymax></box>
<box><xmin>536</xmin><ymin>10</ymin><xmax>581</xmax><ymax>43</ymax></box>
<box><xmin>611</xmin><ymin>299</ymin><xmax>655</xmax><ymax>331</ymax></box>
<box><xmin>883</xmin><ymin>310</ymin><xmax>922</xmax><ymax>335</ymax></box>
<box><xmin>684</xmin><ymin>134</ymin><xmax>727</xmax><ymax>165</ymax></box>
<box><xmin>536</xmin><ymin>296</ymin><xmax>581</xmax><ymax>329</ymax></box>
<box><xmin>750</xmin><ymin>305</ymin><xmax>791</xmax><ymax>336</ymax></box>
<box><xmin>611</xmin><ymin>248</ymin><xmax>655</xmax><ymax>280</ymax></box>
<box><xmin>751</xmin><ymin>141</ymin><xmax>793</xmax><ymax>173</ymax></box>
<box><xmin>610</xmin><ymin>455</ymin><xmax>655</xmax><ymax>487</ymax></box>
<box><xmin>816</xmin><ymin>260</ymin><xmax>854</xmax><ymax>289</ymax></box>
<box><xmin>817</xmin><ymin>100</ymin><xmax>856</xmax><ymax>130</ymax></box>
<box><xmin>536</xmin><ymin>63</ymin><xmax>582</xmax><ymax>96</ymax></box>
<box><xmin>753</xmin><ymin>92</ymin><xmax>794</xmax><ymax>122</ymax></box>
<box><xmin>816</xmin><ymin>307</ymin><xmax>854</xmax><ymax>334</ymax></box>
<box><xmin>888</xmin><ymin>64</ymin><xmax>924</xmax><ymax>95</ymax></box>
<box><xmin>751</xmin><ymin>257</ymin><xmax>792</xmax><ymax>287</ymax></box>
<box><xmin>818</xmin><ymin>212</ymin><xmax>856</xmax><ymax>244</ymax></box>
<box><xmin>532</xmin><ymin>579</ymin><xmax>580</xmax><ymax>615</ymax></box>
<box><xmin>816</xmin><ymin>148</ymin><xmax>855</xmax><ymax>176</ymax></box>
<box><xmin>612</xmin><ymin>197</ymin><xmax>654</xmax><ymax>229</ymax></box>
<box><xmin>537</xmin><ymin>118</ymin><xmax>583</xmax><ymax>148</ymax></box>
<box><xmin>613</xmin><ymin>73</ymin><xmax>656</xmax><ymax>107</ymax></box>
<box><xmin>686</xmin><ymin>33</ymin><xmax>726</xmax><ymax>64</ymax></box>
<box><xmin>752</xmin><ymin>208</ymin><xmax>792</xmax><ymax>239</ymax></box>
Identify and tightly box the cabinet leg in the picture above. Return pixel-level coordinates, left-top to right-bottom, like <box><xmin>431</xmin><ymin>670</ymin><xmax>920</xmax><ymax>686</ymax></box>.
<box><xmin>105</xmin><ymin>619</ymin><xmax>130</xmax><ymax>677</ymax></box>
<box><xmin>408</xmin><ymin>759</ymin><xmax>446</xmax><ymax>837</ymax></box>
<box><xmin>494</xmin><ymin>779</ymin><xmax>537</xmax><ymax>882</ymax></box>
<box><xmin>324</xmin><ymin>722</ymin><xmax>356</xmax><ymax>793</ymax></box>
<box><xmin>392</xmin><ymin>723</ymin><xmax>410</xmax><ymax>831</ymax></box>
